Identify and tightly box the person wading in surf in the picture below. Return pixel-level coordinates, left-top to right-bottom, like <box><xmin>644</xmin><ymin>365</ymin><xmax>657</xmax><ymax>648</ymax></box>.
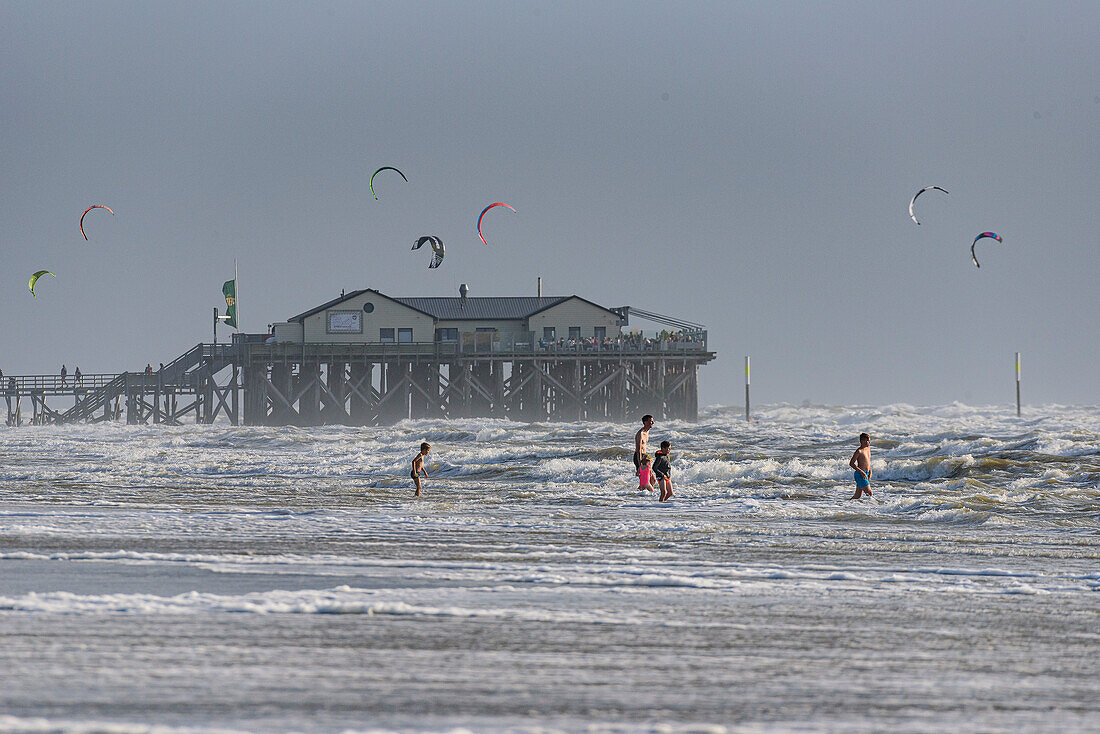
<box><xmin>634</xmin><ymin>414</ymin><xmax>654</xmax><ymax>476</ymax></box>
<box><xmin>637</xmin><ymin>453</ymin><xmax>657</xmax><ymax>493</ymax></box>
<box><xmin>411</xmin><ymin>442</ymin><xmax>430</xmax><ymax>497</ymax></box>
<box><xmin>849</xmin><ymin>432</ymin><xmax>872</xmax><ymax>499</ymax></box>
<box><xmin>653</xmin><ymin>440</ymin><xmax>674</xmax><ymax>502</ymax></box>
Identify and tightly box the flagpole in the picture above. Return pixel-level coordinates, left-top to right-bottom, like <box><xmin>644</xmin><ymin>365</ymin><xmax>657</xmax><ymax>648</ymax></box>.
<box><xmin>234</xmin><ymin>259</ymin><xmax>240</xmax><ymax>333</ymax></box>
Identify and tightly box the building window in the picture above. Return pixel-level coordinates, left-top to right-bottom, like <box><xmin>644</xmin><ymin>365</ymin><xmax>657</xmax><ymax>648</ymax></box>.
<box><xmin>363</xmin><ymin>302</ymin><xmax>374</xmax><ymax>313</ymax></box>
<box><xmin>379</xmin><ymin>328</ymin><xmax>395</xmax><ymax>343</ymax></box>
<box><xmin>398</xmin><ymin>328</ymin><xmax>413</xmax><ymax>343</ymax></box>
<box><xmin>436</xmin><ymin>328</ymin><xmax>458</xmax><ymax>342</ymax></box>
<box><xmin>543</xmin><ymin>327</ymin><xmax>556</xmax><ymax>340</ymax></box>
<box><xmin>594</xmin><ymin>327</ymin><xmax>606</xmax><ymax>340</ymax></box>
<box><xmin>568</xmin><ymin>326</ymin><xmax>581</xmax><ymax>340</ymax></box>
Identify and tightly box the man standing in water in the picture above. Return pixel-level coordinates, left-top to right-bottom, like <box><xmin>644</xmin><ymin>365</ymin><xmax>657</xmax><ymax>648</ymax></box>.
<box><xmin>849</xmin><ymin>432</ymin><xmax>873</xmax><ymax>499</ymax></box>
<box><xmin>411</xmin><ymin>442</ymin><xmax>430</xmax><ymax>497</ymax></box>
<box><xmin>634</xmin><ymin>414</ymin><xmax>654</xmax><ymax>476</ymax></box>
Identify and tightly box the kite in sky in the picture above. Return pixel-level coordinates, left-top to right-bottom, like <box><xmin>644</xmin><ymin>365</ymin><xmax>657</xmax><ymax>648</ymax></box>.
<box><xmin>971</xmin><ymin>232</ymin><xmax>1002</xmax><ymax>268</ymax></box>
<box><xmin>369</xmin><ymin>167</ymin><xmax>407</xmax><ymax>200</ymax></box>
<box><xmin>28</xmin><ymin>270</ymin><xmax>54</xmax><ymax>297</ymax></box>
<box><xmin>80</xmin><ymin>205</ymin><xmax>114</xmax><ymax>240</ymax></box>
<box><xmin>908</xmin><ymin>186</ymin><xmax>949</xmax><ymax>225</ymax></box>
<box><xmin>412</xmin><ymin>236</ymin><xmax>445</xmax><ymax>269</ymax></box>
<box><xmin>477</xmin><ymin>202</ymin><xmax>516</xmax><ymax>245</ymax></box>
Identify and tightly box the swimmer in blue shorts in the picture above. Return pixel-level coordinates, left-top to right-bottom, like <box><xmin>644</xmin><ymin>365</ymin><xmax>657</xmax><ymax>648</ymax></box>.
<box><xmin>849</xmin><ymin>432</ymin><xmax>872</xmax><ymax>499</ymax></box>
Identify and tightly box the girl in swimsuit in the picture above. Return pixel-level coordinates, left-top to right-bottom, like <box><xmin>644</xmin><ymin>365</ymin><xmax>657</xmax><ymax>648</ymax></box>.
<box><xmin>637</xmin><ymin>454</ymin><xmax>656</xmax><ymax>492</ymax></box>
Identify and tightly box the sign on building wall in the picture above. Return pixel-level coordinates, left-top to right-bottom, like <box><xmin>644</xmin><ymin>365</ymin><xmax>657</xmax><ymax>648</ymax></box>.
<box><xmin>327</xmin><ymin>311</ymin><xmax>363</xmax><ymax>333</ymax></box>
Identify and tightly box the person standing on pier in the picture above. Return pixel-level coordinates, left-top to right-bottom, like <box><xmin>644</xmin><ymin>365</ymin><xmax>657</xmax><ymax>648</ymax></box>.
<box><xmin>60</xmin><ymin>364</ymin><xmax>67</xmax><ymax>387</ymax></box>
<box><xmin>74</xmin><ymin>367</ymin><xmax>82</xmax><ymax>386</ymax></box>
<box><xmin>634</xmin><ymin>414</ymin><xmax>654</xmax><ymax>476</ymax></box>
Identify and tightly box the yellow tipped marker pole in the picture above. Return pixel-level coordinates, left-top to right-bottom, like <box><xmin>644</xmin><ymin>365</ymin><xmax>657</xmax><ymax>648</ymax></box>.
<box><xmin>1015</xmin><ymin>352</ymin><xmax>1021</xmax><ymax>417</ymax></box>
<box><xmin>745</xmin><ymin>356</ymin><xmax>751</xmax><ymax>422</ymax></box>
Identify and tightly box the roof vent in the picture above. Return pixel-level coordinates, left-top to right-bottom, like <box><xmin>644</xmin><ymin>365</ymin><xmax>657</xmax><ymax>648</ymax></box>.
<box><xmin>459</xmin><ymin>283</ymin><xmax>469</xmax><ymax>299</ymax></box>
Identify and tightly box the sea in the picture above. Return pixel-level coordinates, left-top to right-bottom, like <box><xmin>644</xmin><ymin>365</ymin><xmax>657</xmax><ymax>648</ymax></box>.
<box><xmin>0</xmin><ymin>403</ymin><xmax>1097</xmax><ymax>734</ymax></box>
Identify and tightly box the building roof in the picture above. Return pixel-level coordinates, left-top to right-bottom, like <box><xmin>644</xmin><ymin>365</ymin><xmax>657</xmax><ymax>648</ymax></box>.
<box><xmin>392</xmin><ymin>296</ymin><xmax>572</xmax><ymax>321</ymax></box>
<box><xmin>288</xmin><ymin>290</ymin><xmax>624</xmax><ymax>323</ymax></box>
<box><xmin>287</xmin><ymin>289</ymin><xmax>373</xmax><ymax>323</ymax></box>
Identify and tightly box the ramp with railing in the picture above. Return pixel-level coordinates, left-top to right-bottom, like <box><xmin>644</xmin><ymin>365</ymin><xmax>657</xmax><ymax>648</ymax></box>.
<box><xmin>4</xmin><ymin>343</ymin><xmax>242</xmax><ymax>426</ymax></box>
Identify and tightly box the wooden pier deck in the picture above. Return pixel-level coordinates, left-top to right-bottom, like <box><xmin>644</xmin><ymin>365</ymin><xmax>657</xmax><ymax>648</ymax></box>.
<box><xmin>4</xmin><ymin>336</ymin><xmax>716</xmax><ymax>426</ymax></box>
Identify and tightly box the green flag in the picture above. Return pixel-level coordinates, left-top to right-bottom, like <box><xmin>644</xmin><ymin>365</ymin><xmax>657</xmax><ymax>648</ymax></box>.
<box><xmin>222</xmin><ymin>279</ymin><xmax>238</xmax><ymax>328</ymax></box>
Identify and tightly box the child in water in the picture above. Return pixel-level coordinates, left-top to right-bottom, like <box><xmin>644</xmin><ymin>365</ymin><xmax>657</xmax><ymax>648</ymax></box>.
<box><xmin>849</xmin><ymin>432</ymin><xmax>872</xmax><ymax>499</ymax></box>
<box><xmin>652</xmin><ymin>440</ymin><xmax>673</xmax><ymax>502</ymax></box>
<box><xmin>637</xmin><ymin>453</ymin><xmax>657</xmax><ymax>492</ymax></box>
<box><xmin>411</xmin><ymin>442</ymin><xmax>430</xmax><ymax>497</ymax></box>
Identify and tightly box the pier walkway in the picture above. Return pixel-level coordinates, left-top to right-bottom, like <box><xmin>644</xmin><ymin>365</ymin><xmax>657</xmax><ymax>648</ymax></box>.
<box><xmin>4</xmin><ymin>333</ymin><xmax>715</xmax><ymax>426</ymax></box>
<box><xmin>3</xmin><ymin>344</ymin><xmax>240</xmax><ymax>426</ymax></box>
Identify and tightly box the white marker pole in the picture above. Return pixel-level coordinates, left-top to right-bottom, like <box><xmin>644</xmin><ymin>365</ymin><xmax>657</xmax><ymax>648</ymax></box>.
<box><xmin>745</xmin><ymin>356</ymin><xmax>751</xmax><ymax>422</ymax></box>
<box><xmin>1015</xmin><ymin>352</ymin><xmax>1021</xmax><ymax>417</ymax></box>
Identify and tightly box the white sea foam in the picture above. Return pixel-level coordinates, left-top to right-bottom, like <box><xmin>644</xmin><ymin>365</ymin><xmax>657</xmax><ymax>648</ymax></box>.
<box><xmin>0</xmin><ymin>716</ymin><xmax>251</xmax><ymax>734</ymax></box>
<box><xmin>1</xmin><ymin>403</ymin><xmax>1097</xmax><ymax>732</ymax></box>
<box><xmin>0</xmin><ymin>585</ymin><xmax>669</xmax><ymax>625</ymax></box>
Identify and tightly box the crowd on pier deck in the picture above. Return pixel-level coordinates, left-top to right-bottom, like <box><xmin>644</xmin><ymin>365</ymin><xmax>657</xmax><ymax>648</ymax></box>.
<box><xmin>536</xmin><ymin>330</ymin><xmax>705</xmax><ymax>352</ymax></box>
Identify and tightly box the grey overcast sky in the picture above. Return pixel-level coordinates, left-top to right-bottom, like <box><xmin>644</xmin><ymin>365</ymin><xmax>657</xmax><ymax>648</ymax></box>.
<box><xmin>1</xmin><ymin>1</ymin><xmax>1097</xmax><ymax>407</ymax></box>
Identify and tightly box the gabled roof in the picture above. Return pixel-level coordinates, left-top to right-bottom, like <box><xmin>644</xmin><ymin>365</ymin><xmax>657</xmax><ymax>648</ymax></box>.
<box><xmin>288</xmin><ymin>289</ymin><xmax>370</xmax><ymax>323</ymax></box>
<box><xmin>525</xmin><ymin>294</ymin><xmax>625</xmax><ymax>320</ymax></box>
<box><xmin>393</xmin><ymin>296</ymin><xmax>571</xmax><ymax>321</ymax></box>
<box><xmin>287</xmin><ymin>288</ymin><xmax>438</xmax><ymax>323</ymax></box>
<box><xmin>288</xmin><ymin>291</ymin><xmax>623</xmax><ymax>323</ymax></box>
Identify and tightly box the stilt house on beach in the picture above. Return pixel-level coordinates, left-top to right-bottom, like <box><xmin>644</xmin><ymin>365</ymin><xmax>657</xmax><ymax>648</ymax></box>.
<box><xmin>4</xmin><ymin>287</ymin><xmax>715</xmax><ymax>427</ymax></box>
<box><xmin>247</xmin><ymin>286</ymin><xmax>714</xmax><ymax>425</ymax></box>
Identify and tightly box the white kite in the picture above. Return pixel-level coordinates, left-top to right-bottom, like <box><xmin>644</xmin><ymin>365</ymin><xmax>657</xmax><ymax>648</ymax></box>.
<box><xmin>908</xmin><ymin>186</ymin><xmax>948</xmax><ymax>225</ymax></box>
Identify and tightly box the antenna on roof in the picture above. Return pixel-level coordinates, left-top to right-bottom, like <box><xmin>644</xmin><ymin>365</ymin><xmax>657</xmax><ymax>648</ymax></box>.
<box><xmin>537</xmin><ymin>276</ymin><xmax>542</xmax><ymax>298</ymax></box>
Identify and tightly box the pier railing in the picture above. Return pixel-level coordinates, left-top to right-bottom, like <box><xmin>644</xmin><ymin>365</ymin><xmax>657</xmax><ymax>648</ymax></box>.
<box><xmin>248</xmin><ymin>331</ymin><xmax>709</xmax><ymax>360</ymax></box>
<box><xmin>524</xmin><ymin>337</ymin><xmax>708</xmax><ymax>355</ymax></box>
<box><xmin>2</xmin><ymin>373</ymin><xmax>121</xmax><ymax>394</ymax></box>
<box><xmin>246</xmin><ymin>341</ymin><xmax>458</xmax><ymax>361</ymax></box>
